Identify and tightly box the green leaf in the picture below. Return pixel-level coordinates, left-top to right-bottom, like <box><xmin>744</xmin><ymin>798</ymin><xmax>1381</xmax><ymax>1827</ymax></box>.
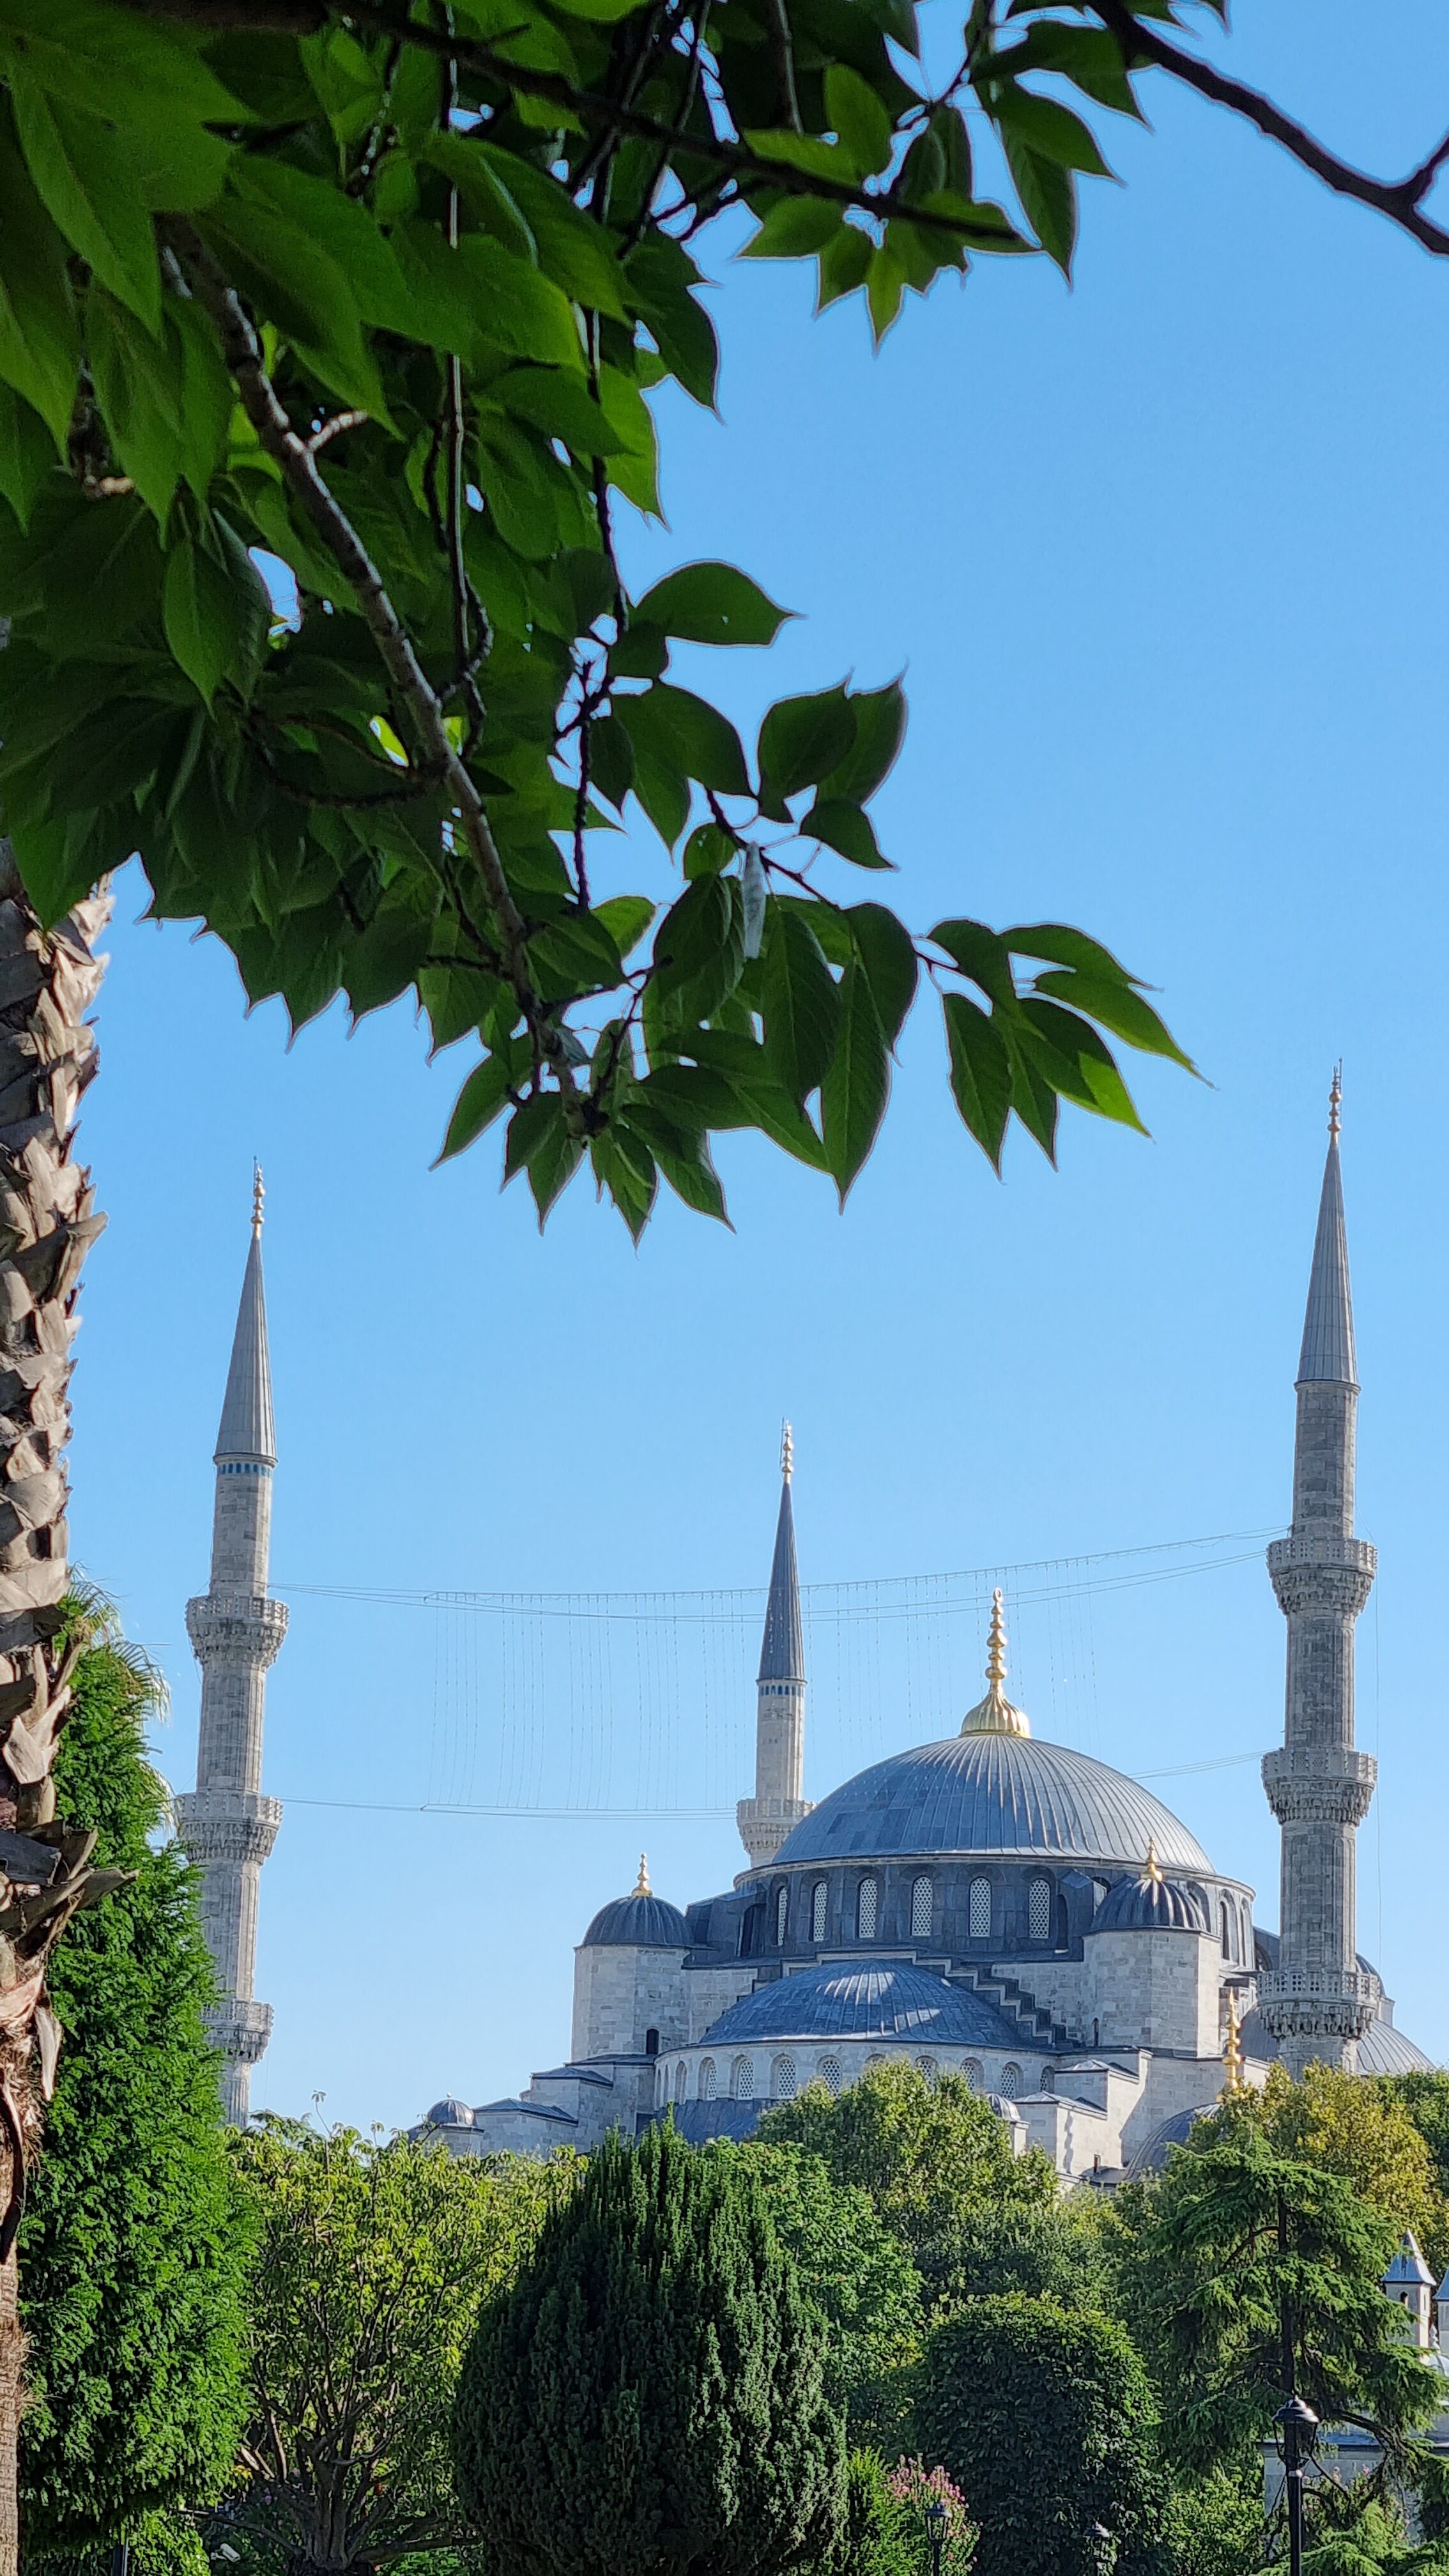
<box><xmin>195</xmin><ymin>201</ymin><xmax>387</xmax><ymax>421</ymax></box>
<box><xmin>594</xmin><ymin>895</ymin><xmax>656</xmax><ymax>958</ymax></box>
<box><xmin>742</xmin><ymin>128</ymin><xmax>859</xmax><ymax>183</ymax></box>
<box><xmin>993</xmin><ymin>25</ymin><xmax>1142</xmax><ymax>119</ymax></box>
<box><xmin>817</xmin><ymin>222</ymin><xmax>873</xmax><ymax>311</ymax></box>
<box><xmin>742</xmin><ymin>199</ymin><xmax>843</xmax><ymax>261</ymax></box>
<box><xmin>588</xmin><ymin>713</ymin><xmax>635</xmax><ymax>809</ymax></box>
<box><xmin>1020</xmin><ymin>997</ymin><xmax>1146</xmax><ymax>1130</ymax></box>
<box><xmin>480</xmin><ymin>150</ymin><xmax>629</xmax><ymax>321</ymax></box>
<box><xmin>0</xmin><ymin>112</ymin><xmax>79</xmax><ymax>445</ymax></box>
<box><xmin>489</xmin><ymin>366</ymin><xmax>625</xmax><ymax>456</ymax></box>
<box><xmin>590</xmin><ymin>1123</ymin><xmax>657</xmax><ymax>1241</ymax></box>
<box><xmin>758</xmin><ymin>686</ymin><xmax>854</xmax><ymax>815</ymax></box>
<box><xmin>847</xmin><ymin>903</ymin><xmax>917</xmax><ymax>1045</ymax></box>
<box><xmin>821</xmin><ymin>958</ymin><xmax>889</xmax><ymax>1203</ymax></box>
<box><xmin>802</xmin><ymin>797</ymin><xmax>889</xmax><ymax>868</ymax></box>
<box><xmin>624</xmin><ymin>234</ymin><xmax>717</xmax><ymax>409</ymax></box>
<box><xmin>682</xmin><ymin>823</ymin><xmax>736</xmax><ymax>877</ymax></box>
<box><xmin>999</xmin><ymin>1015</ymin><xmax>1059</xmax><ymax>1162</ymax></box>
<box><xmin>622</xmin><ymin>684</ymin><xmax>749</xmax><ymax>795</ymax></box>
<box><xmin>0</xmin><ymin>385</ymin><xmax>52</xmax><ymax>528</ymax></box>
<box><xmin>999</xmin><ymin>130</ymin><xmax>1077</xmax><ymax>273</ymax></box>
<box><xmin>169</xmin><ymin>300</ymin><xmax>233</xmax><ymax>502</ymax></box>
<box><xmin>504</xmin><ymin>1091</ymin><xmax>584</xmax><ymax>1223</ymax></box>
<box><xmin>597</xmin><ymin>367</ymin><xmax>659</xmax><ymax>515</ymax></box>
<box><xmin>652</xmin><ymin>874</ymin><xmax>745</xmax><ymax>1023</ymax></box>
<box><xmin>418</xmin><ymin>134</ymin><xmax>536</xmax><ymax>262</ymax></box>
<box><xmin>438</xmin><ymin>1042</ymin><xmax>528</xmax><ymax>1162</ymax></box>
<box><xmin>989</xmin><ymin>84</ymin><xmax>1114</xmax><ymax>176</ymax></box>
<box><xmin>86</xmin><ymin>286</ymin><xmax>185</xmax><ymax>522</ymax></box>
<box><xmin>610</xmin><ymin>622</ymin><xmax>668</xmax><ymax>683</ymax></box>
<box><xmin>8</xmin><ymin>72</ymin><xmax>159</xmax><ymax>331</ymax></box>
<box><xmin>232</xmin><ymin>161</ymin><xmax>415</xmax><ymax>335</ymax></box>
<box><xmin>762</xmin><ymin>905</ymin><xmax>839</xmax><ymax>1103</ymax></box>
<box><xmin>128</xmin><ymin>116</ymin><xmax>233</xmax><ymax>213</ymax></box>
<box><xmin>162</xmin><ymin>516</ymin><xmax>270</xmax><ymax>706</ymax></box>
<box><xmin>623</xmin><ymin>1103</ymin><xmax>728</xmax><ymax>1222</ymax></box>
<box><xmin>631</xmin><ymin>744</ymin><xmax>690</xmax><ymax>850</ymax></box>
<box><xmin>943</xmin><ymin>992</ymin><xmax>1011</xmax><ymax>1169</ymax></box>
<box><xmin>822</xmin><ymin>678</ymin><xmax>907</xmax><ymax>802</ymax></box>
<box><xmin>865</xmin><ymin>242</ymin><xmax>907</xmax><ymax>343</ymax></box>
<box><xmin>634</xmin><ymin>562</ymin><xmax>790</xmax><ymax>648</ymax></box>
<box><xmin>1032</xmin><ymin>968</ymin><xmax>1195</xmax><ymax>1069</ymax></box>
<box><xmin>683</xmin><ymin>1028</ymin><xmax>828</xmax><ymax>1169</ymax></box>
<box><xmin>0</xmin><ymin>0</ymin><xmax>249</xmax><ymax>123</ymax></box>
<box><xmin>824</xmin><ymin>65</ymin><xmax>894</xmax><ymax>178</ymax></box>
<box><xmin>1001</xmin><ymin>921</ymin><xmax>1135</xmax><ymax>979</ymax></box>
<box><xmin>931</xmin><ymin>917</ymin><xmax>1017</xmax><ymax>1009</ymax></box>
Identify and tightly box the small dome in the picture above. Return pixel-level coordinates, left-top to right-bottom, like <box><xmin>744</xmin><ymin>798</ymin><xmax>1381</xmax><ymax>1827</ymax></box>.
<box><xmin>583</xmin><ymin>1857</ymin><xmax>687</xmax><ymax>1950</ymax></box>
<box><xmin>700</xmin><ymin>1959</ymin><xmax>1023</xmax><ymax>2050</ymax></box>
<box><xmin>1093</xmin><ymin>1849</ymin><xmax>1208</xmax><ymax>1934</ymax></box>
<box><xmin>424</xmin><ymin>2096</ymin><xmax>473</xmax><ymax>2128</ymax></box>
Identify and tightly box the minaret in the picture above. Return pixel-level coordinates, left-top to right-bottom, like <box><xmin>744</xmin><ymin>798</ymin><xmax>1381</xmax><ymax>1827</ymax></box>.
<box><xmin>737</xmin><ymin>1424</ymin><xmax>811</xmax><ymax>1867</ymax></box>
<box><xmin>174</xmin><ymin>1170</ymin><xmax>288</xmax><ymax>2122</ymax></box>
<box><xmin>1257</xmin><ymin>1075</ymin><xmax>1377</xmax><ymax>2078</ymax></box>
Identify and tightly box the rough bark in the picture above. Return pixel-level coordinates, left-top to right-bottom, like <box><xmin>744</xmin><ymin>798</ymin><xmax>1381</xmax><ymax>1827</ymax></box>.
<box><xmin>0</xmin><ymin>853</ymin><xmax>114</xmax><ymax>2576</ymax></box>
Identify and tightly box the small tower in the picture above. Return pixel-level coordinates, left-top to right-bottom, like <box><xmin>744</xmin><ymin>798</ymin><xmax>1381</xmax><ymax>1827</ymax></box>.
<box><xmin>174</xmin><ymin>1170</ymin><xmax>288</xmax><ymax>2123</ymax></box>
<box><xmin>1383</xmin><ymin>2233</ymin><xmax>1434</xmax><ymax>2349</ymax></box>
<box><xmin>737</xmin><ymin>1425</ymin><xmax>811</xmax><ymax>1867</ymax></box>
<box><xmin>1258</xmin><ymin>1075</ymin><xmax>1377</xmax><ymax>2079</ymax></box>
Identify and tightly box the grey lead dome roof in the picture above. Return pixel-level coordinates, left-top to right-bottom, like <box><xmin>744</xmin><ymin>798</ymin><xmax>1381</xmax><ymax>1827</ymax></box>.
<box><xmin>582</xmin><ymin>1890</ymin><xmax>689</xmax><ymax>1949</ymax></box>
<box><xmin>774</xmin><ymin>1732</ymin><xmax>1213</xmax><ymax>1873</ymax></box>
<box><xmin>1094</xmin><ymin>1871</ymin><xmax>1209</xmax><ymax>1933</ymax></box>
<box><xmin>701</xmin><ymin>1961</ymin><xmax>1024</xmax><ymax>2051</ymax></box>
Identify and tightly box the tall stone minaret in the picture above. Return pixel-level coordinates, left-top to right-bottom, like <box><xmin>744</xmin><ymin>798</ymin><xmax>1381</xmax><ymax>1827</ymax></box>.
<box><xmin>737</xmin><ymin>1425</ymin><xmax>812</xmax><ymax>1867</ymax></box>
<box><xmin>174</xmin><ymin>1170</ymin><xmax>287</xmax><ymax>2122</ymax></box>
<box><xmin>1258</xmin><ymin>1075</ymin><xmax>1378</xmax><ymax>2078</ymax></box>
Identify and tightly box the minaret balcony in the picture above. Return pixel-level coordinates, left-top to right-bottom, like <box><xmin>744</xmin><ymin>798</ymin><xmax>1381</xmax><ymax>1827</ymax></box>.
<box><xmin>185</xmin><ymin>1593</ymin><xmax>289</xmax><ymax>1669</ymax></box>
<box><xmin>736</xmin><ymin>1795</ymin><xmax>813</xmax><ymax>1866</ymax></box>
<box><xmin>1254</xmin><ymin>1965</ymin><xmax>1377</xmax><ymax>2041</ymax></box>
<box><xmin>174</xmin><ymin>1786</ymin><xmax>282</xmax><ymax>1867</ymax></box>
<box><xmin>203</xmin><ymin>1997</ymin><xmax>273</xmax><ymax>2064</ymax></box>
<box><xmin>1261</xmin><ymin>1744</ymin><xmax>1376</xmax><ymax>1827</ymax></box>
<box><xmin>1267</xmin><ymin>1533</ymin><xmax>1376</xmax><ymax>1618</ymax></box>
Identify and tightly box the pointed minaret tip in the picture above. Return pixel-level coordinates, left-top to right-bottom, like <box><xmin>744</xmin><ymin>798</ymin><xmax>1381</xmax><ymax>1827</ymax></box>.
<box><xmin>1296</xmin><ymin>1070</ymin><xmax>1357</xmax><ymax>1388</ymax></box>
<box><xmin>215</xmin><ymin>1183</ymin><xmax>277</xmax><ymax>1466</ymax></box>
<box><xmin>252</xmin><ymin>1160</ymin><xmax>265</xmax><ymax>1236</ymax></box>
<box><xmin>781</xmin><ymin>1418</ymin><xmax>793</xmax><ymax>1484</ymax></box>
<box><xmin>633</xmin><ymin>1852</ymin><xmax>651</xmax><ymax>1897</ymax></box>
<box><xmin>961</xmin><ymin>1588</ymin><xmax>1031</xmax><ymax>1738</ymax></box>
<box><xmin>757</xmin><ymin>1432</ymin><xmax>804</xmax><ymax>1684</ymax></box>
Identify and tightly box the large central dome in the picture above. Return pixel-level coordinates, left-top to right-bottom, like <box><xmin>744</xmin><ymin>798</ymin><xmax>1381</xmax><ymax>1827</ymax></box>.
<box><xmin>774</xmin><ymin>1731</ymin><xmax>1212</xmax><ymax>1873</ymax></box>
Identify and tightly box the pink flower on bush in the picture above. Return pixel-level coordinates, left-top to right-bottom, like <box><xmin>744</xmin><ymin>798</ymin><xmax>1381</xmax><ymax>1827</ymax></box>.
<box><xmin>887</xmin><ymin>2458</ymin><xmax>976</xmax><ymax>2573</ymax></box>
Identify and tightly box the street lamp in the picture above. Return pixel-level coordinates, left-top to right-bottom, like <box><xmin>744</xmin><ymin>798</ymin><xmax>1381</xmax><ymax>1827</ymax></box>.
<box><xmin>1273</xmin><ymin>2395</ymin><xmax>1320</xmax><ymax>2576</ymax></box>
<box><xmin>925</xmin><ymin>2497</ymin><xmax>947</xmax><ymax>2576</ymax></box>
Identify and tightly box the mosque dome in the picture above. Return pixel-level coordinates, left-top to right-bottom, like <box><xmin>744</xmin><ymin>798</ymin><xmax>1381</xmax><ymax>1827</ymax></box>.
<box><xmin>1093</xmin><ymin>1849</ymin><xmax>1209</xmax><ymax>1933</ymax></box>
<box><xmin>700</xmin><ymin>1959</ymin><xmax>1024</xmax><ymax>2051</ymax></box>
<box><xmin>775</xmin><ymin>1735</ymin><xmax>1211</xmax><ymax>1873</ymax></box>
<box><xmin>582</xmin><ymin>1855</ymin><xmax>688</xmax><ymax>1950</ymax></box>
<box><xmin>424</xmin><ymin>2096</ymin><xmax>473</xmax><ymax>2128</ymax></box>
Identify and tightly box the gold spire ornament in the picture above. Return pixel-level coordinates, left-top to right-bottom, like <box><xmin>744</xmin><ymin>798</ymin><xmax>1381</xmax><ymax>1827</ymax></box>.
<box><xmin>960</xmin><ymin>1590</ymin><xmax>1031</xmax><ymax>1738</ymax></box>
<box><xmin>781</xmin><ymin>1419</ymin><xmax>794</xmax><ymax>1485</ymax></box>
<box><xmin>1144</xmin><ymin>1838</ymin><xmax>1163</xmax><ymax>1885</ymax></box>
<box><xmin>632</xmin><ymin>1853</ymin><xmax>652</xmax><ymax>1897</ymax></box>
<box><xmin>252</xmin><ymin>1161</ymin><xmax>266</xmax><ymax>1236</ymax></box>
<box><xmin>1222</xmin><ymin>1989</ymin><xmax>1245</xmax><ymax>2097</ymax></box>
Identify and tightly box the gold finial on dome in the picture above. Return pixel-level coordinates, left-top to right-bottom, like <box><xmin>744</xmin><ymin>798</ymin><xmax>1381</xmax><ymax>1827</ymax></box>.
<box><xmin>960</xmin><ymin>1589</ymin><xmax>1031</xmax><ymax>1738</ymax></box>
<box><xmin>633</xmin><ymin>1853</ymin><xmax>652</xmax><ymax>1897</ymax></box>
<box><xmin>1145</xmin><ymin>1838</ymin><xmax>1163</xmax><ymax>1884</ymax></box>
<box><xmin>1222</xmin><ymin>1988</ymin><xmax>1245</xmax><ymax>2096</ymax></box>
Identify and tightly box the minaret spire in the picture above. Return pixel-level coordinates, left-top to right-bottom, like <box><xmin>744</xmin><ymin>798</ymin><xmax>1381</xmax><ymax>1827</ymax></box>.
<box><xmin>737</xmin><ymin>1424</ymin><xmax>812</xmax><ymax>1867</ymax></box>
<box><xmin>174</xmin><ymin>1175</ymin><xmax>288</xmax><ymax>2122</ymax></box>
<box><xmin>1258</xmin><ymin>1078</ymin><xmax>1377</xmax><ymax>2079</ymax></box>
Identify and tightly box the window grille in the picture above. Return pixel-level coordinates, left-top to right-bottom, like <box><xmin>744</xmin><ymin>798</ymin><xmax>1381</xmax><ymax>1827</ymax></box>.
<box><xmin>962</xmin><ymin>2058</ymin><xmax>983</xmax><ymax>2091</ymax></box>
<box><xmin>914</xmin><ymin>2055</ymin><xmax>937</xmax><ymax>2087</ymax></box>
<box><xmin>1028</xmin><ymin>1877</ymin><xmax>1052</xmax><ymax>1942</ymax></box>
<box><xmin>1001</xmin><ymin>2062</ymin><xmax>1023</xmax><ymax>2096</ymax></box>
<box><xmin>818</xmin><ymin>2056</ymin><xmax>843</xmax><ymax>2096</ymax></box>
<box><xmin>731</xmin><ymin>2056</ymin><xmax>754</xmax><ymax>2101</ymax></box>
<box><xmin>856</xmin><ymin>1876</ymin><xmax>878</xmax><ymax>1940</ymax></box>
<box><xmin>772</xmin><ymin>2055</ymin><xmax>797</xmax><ymax>2099</ymax></box>
<box><xmin>776</xmin><ymin>1883</ymin><xmax>789</xmax><ymax>1945</ymax></box>
<box><xmin>811</xmin><ymin>1880</ymin><xmax>828</xmax><ymax>1943</ymax></box>
<box><xmin>910</xmin><ymin>1874</ymin><xmax>932</xmax><ymax>1940</ymax></box>
<box><xmin>969</xmin><ymin>1876</ymin><xmax>991</xmax><ymax>1940</ymax></box>
<box><xmin>700</xmin><ymin>2058</ymin><xmax>716</xmax><ymax>2100</ymax></box>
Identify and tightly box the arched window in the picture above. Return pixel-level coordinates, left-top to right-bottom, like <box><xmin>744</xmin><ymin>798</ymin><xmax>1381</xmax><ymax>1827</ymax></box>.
<box><xmin>856</xmin><ymin>1876</ymin><xmax>878</xmax><ymax>1940</ymax></box>
<box><xmin>1241</xmin><ymin>1899</ymin><xmax>1252</xmax><ymax>1958</ymax></box>
<box><xmin>731</xmin><ymin>2055</ymin><xmax>754</xmax><ymax>2101</ymax></box>
<box><xmin>675</xmin><ymin>2060</ymin><xmax>687</xmax><ymax>2100</ymax></box>
<box><xmin>775</xmin><ymin>1882</ymin><xmax>789</xmax><ymax>1946</ymax></box>
<box><xmin>969</xmin><ymin>1876</ymin><xmax>991</xmax><ymax>1940</ymax></box>
<box><xmin>818</xmin><ymin>2055</ymin><xmax>843</xmax><ymax>2096</ymax></box>
<box><xmin>865</xmin><ymin>2053</ymin><xmax>889</xmax><ymax>2070</ymax></box>
<box><xmin>1220</xmin><ymin>1899</ymin><xmax>1232</xmax><ymax>1959</ymax></box>
<box><xmin>962</xmin><ymin>2058</ymin><xmax>983</xmax><ymax>2090</ymax></box>
<box><xmin>811</xmin><ymin>1879</ymin><xmax>828</xmax><ymax>1942</ymax></box>
<box><xmin>1028</xmin><ymin>1877</ymin><xmax>1052</xmax><ymax>1943</ymax></box>
<box><xmin>910</xmin><ymin>1874</ymin><xmax>932</xmax><ymax>1940</ymax></box>
<box><xmin>772</xmin><ymin>2055</ymin><xmax>797</xmax><ymax>2099</ymax></box>
<box><xmin>645</xmin><ymin>2027</ymin><xmax>659</xmax><ymax>2057</ymax></box>
<box><xmin>914</xmin><ymin>2055</ymin><xmax>937</xmax><ymax>2087</ymax></box>
<box><xmin>1001</xmin><ymin>2061</ymin><xmax>1023</xmax><ymax>2096</ymax></box>
<box><xmin>1041</xmin><ymin>2067</ymin><xmax>1055</xmax><ymax>2092</ymax></box>
<box><xmin>700</xmin><ymin>2058</ymin><xmax>717</xmax><ymax>2100</ymax></box>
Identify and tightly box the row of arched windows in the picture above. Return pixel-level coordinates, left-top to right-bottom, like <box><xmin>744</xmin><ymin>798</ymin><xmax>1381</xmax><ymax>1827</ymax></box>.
<box><xmin>771</xmin><ymin>1873</ymin><xmax>937</xmax><ymax>1945</ymax></box>
<box><xmin>678</xmin><ymin>2052</ymin><xmax>1027</xmax><ymax>2104</ymax></box>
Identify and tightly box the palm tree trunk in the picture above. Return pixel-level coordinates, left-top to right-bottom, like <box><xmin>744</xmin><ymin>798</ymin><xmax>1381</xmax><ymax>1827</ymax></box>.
<box><xmin>0</xmin><ymin>850</ymin><xmax>111</xmax><ymax>2576</ymax></box>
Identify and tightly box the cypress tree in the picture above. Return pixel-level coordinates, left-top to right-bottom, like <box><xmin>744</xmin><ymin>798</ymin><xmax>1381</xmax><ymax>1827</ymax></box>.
<box><xmin>18</xmin><ymin>1595</ymin><xmax>249</xmax><ymax>2551</ymax></box>
<box><xmin>454</xmin><ymin>2121</ymin><xmax>845</xmax><ymax>2576</ymax></box>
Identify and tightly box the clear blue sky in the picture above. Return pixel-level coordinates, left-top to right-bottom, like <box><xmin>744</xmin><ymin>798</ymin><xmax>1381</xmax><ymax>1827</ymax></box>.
<box><xmin>68</xmin><ymin>3</ymin><xmax>1449</xmax><ymax>2128</ymax></box>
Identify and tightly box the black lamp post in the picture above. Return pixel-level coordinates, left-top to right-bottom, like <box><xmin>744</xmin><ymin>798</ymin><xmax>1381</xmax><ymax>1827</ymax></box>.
<box><xmin>1274</xmin><ymin>2395</ymin><xmax>1319</xmax><ymax>2576</ymax></box>
<box><xmin>925</xmin><ymin>2497</ymin><xmax>947</xmax><ymax>2576</ymax></box>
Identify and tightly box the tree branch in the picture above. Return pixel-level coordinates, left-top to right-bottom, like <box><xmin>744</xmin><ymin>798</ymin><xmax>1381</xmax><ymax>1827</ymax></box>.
<box><xmin>169</xmin><ymin>222</ymin><xmax>583</xmax><ymax>1112</ymax></box>
<box><xmin>1091</xmin><ymin>0</ymin><xmax>1449</xmax><ymax>257</ymax></box>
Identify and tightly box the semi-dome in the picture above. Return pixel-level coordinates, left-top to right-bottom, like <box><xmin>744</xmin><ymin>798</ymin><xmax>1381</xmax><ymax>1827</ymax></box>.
<box><xmin>423</xmin><ymin>2096</ymin><xmax>473</xmax><ymax>2128</ymax></box>
<box><xmin>583</xmin><ymin>1855</ymin><xmax>687</xmax><ymax>1950</ymax></box>
<box><xmin>1093</xmin><ymin>1848</ymin><xmax>1209</xmax><ymax>1933</ymax></box>
<box><xmin>700</xmin><ymin>1959</ymin><xmax>1024</xmax><ymax>2051</ymax></box>
<box><xmin>774</xmin><ymin>1733</ymin><xmax>1212</xmax><ymax>1873</ymax></box>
